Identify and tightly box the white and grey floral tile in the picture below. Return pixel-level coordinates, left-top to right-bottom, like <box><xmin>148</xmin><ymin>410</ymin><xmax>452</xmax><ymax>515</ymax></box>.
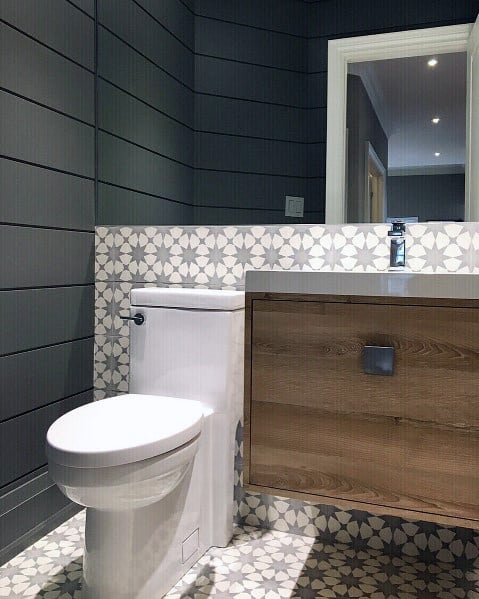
<box><xmin>93</xmin><ymin>222</ymin><xmax>479</xmax><ymax>560</ymax></box>
<box><xmin>95</xmin><ymin>223</ymin><xmax>479</xmax><ymax>288</ymax></box>
<box><xmin>2</xmin><ymin>510</ymin><xmax>479</xmax><ymax>598</ymax></box>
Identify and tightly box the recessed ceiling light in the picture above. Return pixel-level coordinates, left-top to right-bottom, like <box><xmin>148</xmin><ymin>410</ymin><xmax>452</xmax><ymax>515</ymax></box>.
<box><xmin>434</xmin><ymin>152</ymin><xmax>441</xmax><ymax>157</ymax></box>
<box><xmin>431</xmin><ymin>117</ymin><xmax>440</xmax><ymax>124</ymax></box>
<box><xmin>428</xmin><ymin>58</ymin><xmax>438</xmax><ymax>67</ymax></box>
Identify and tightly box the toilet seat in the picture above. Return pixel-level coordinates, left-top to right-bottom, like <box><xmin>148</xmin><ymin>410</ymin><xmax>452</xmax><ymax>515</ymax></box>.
<box><xmin>46</xmin><ymin>394</ymin><xmax>203</xmax><ymax>468</ymax></box>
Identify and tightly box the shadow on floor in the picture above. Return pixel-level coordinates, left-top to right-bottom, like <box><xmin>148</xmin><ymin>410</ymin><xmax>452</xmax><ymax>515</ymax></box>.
<box><xmin>291</xmin><ymin>538</ymin><xmax>479</xmax><ymax>599</ymax></box>
<box><xmin>35</xmin><ymin>557</ymin><xmax>83</xmax><ymax>598</ymax></box>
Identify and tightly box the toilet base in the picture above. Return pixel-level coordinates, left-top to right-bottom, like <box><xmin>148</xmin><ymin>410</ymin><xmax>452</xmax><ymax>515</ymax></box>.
<box><xmin>82</xmin><ymin>465</ymin><xmax>206</xmax><ymax>599</ymax></box>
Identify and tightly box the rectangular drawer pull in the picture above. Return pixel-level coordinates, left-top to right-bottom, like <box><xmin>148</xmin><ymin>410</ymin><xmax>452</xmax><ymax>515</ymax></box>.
<box><xmin>363</xmin><ymin>345</ymin><xmax>394</xmax><ymax>376</ymax></box>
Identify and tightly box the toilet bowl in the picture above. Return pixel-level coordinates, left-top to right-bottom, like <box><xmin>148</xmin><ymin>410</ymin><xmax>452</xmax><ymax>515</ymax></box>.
<box><xmin>47</xmin><ymin>394</ymin><xmax>203</xmax><ymax>511</ymax></box>
<box><xmin>46</xmin><ymin>287</ymin><xmax>245</xmax><ymax>599</ymax></box>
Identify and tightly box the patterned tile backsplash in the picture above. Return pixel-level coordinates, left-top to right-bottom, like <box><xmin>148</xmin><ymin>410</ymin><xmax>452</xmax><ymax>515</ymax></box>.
<box><xmin>94</xmin><ymin>222</ymin><xmax>479</xmax><ymax>561</ymax></box>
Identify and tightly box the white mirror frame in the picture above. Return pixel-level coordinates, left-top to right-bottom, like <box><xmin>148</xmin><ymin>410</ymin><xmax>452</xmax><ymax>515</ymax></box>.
<box><xmin>325</xmin><ymin>24</ymin><xmax>472</xmax><ymax>224</ymax></box>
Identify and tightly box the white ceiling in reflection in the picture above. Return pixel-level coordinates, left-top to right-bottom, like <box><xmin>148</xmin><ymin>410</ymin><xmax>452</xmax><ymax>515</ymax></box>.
<box><xmin>349</xmin><ymin>52</ymin><xmax>466</xmax><ymax>170</ymax></box>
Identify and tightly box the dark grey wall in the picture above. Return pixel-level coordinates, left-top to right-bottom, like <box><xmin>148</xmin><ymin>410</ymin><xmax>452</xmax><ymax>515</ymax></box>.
<box><xmin>96</xmin><ymin>0</ymin><xmax>195</xmax><ymax>224</ymax></box>
<box><xmin>0</xmin><ymin>0</ymin><xmax>95</xmax><ymax>561</ymax></box>
<box><xmin>193</xmin><ymin>0</ymin><xmax>324</xmax><ymax>224</ymax></box>
<box><xmin>346</xmin><ymin>74</ymin><xmax>388</xmax><ymax>222</ymax></box>
<box><xmin>388</xmin><ymin>173</ymin><xmax>466</xmax><ymax>221</ymax></box>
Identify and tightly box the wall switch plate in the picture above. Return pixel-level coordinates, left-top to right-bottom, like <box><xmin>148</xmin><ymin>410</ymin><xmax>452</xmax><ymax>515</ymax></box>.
<box><xmin>285</xmin><ymin>196</ymin><xmax>304</xmax><ymax>217</ymax></box>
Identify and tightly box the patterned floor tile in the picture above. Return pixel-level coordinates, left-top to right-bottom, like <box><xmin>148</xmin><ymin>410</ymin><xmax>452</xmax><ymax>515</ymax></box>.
<box><xmin>1</xmin><ymin>512</ymin><xmax>478</xmax><ymax>598</ymax></box>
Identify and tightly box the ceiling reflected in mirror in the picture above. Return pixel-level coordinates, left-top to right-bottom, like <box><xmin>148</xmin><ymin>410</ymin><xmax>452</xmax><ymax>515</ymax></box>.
<box><xmin>346</xmin><ymin>52</ymin><xmax>467</xmax><ymax>224</ymax></box>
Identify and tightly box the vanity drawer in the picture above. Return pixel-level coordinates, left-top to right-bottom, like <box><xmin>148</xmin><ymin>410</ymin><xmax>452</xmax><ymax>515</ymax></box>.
<box><xmin>245</xmin><ymin>295</ymin><xmax>479</xmax><ymax>526</ymax></box>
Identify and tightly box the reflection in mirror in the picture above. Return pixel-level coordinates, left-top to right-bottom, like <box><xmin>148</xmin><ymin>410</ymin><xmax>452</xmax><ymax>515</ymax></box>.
<box><xmin>346</xmin><ymin>52</ymin><xmax>466</xmax><ymax>223</ymax></box>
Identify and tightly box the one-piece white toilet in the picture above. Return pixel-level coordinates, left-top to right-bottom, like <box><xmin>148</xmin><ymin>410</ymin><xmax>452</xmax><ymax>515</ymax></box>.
<box><xmin>46</xmin><ymin>288</ymin><xmax>244</xmax><ymax>599</ymax></box>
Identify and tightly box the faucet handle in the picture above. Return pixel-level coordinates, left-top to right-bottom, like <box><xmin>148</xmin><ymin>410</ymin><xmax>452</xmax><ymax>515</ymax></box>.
<box><xmin>388</xmin><ymin>221</ymin><xmax>406</xmax><ymax>236</ymax></box>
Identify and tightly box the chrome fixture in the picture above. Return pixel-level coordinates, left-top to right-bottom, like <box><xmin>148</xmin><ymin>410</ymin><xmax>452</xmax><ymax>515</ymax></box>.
<box><xmin>388</xmin><ymin>221</ymin><xmax>406</xmax><ymax>269</ymax></box>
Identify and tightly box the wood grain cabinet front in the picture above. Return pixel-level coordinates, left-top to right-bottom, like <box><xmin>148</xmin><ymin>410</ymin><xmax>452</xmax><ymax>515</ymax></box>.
<box><xmin>244</xmin><ymin>293</ymin><xmax>479</xmax><ymax>529</ymax></box>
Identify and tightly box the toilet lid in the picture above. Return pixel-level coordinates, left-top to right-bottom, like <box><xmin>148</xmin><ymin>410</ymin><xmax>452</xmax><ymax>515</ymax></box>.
<box><xmin>46</xmin><ymin>394</ymin><xmax>203</xmax><ymax>468</ymax></box>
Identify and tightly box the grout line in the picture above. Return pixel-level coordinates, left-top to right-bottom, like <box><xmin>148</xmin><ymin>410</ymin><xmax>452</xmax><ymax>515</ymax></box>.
<box><xmin>0</xmin><ymin>18</ymin><xmax>95</xmax><ymax>74</ymax></box>
<box><xmin>132</xmin><ymin>0</ymin><xmax>195</xmax><ymax>53</ymax></box>
<box><xmin>0</xmin><ymin>222</ymin><xmax>94</xmax><ymax>233</ymax></box>
<box><xmin>99</xmin><ymin>23</ymin><xmax>195</xmax><ymax>92</ymax></box>
<box><xmin>97</xmin><ymin>180</ymin><xmax>195</xmax><ymax>206</ymax></box>
<box><xmin>0</xmin><ymin>336</ymin><xmax>94</xmax><ymax>359</ymax></box>
<box><xmin>0</xmin><ymin>388</ymin><xmax>94</xmax><ymax>426</ymax></box>
<box><xmin>0</xmin><ymin>86</ymin><xmax>94</xmax><ymax>128</ymax></box>
<box><xmin>0</xmin><ymin>155</ymin><xmax>95</xmax><ymax>181</ymax></box>
<box><xmin>1</xmin><ymin>283</ymin><xmax>94</xmax><ymax>292</ymax></box>
<box><xmin>99</xmin><ymin>129</ymin><xmax>194</xmax><ymax>170</ymax></box>
<box><xmin>64</xmin><ymin>0</ymin><xmax>95</xmax><ymax>20</ymax></box>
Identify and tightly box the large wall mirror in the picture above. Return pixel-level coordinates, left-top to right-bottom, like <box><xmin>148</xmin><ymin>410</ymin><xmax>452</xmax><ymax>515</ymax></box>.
<box><xmin>325</xmin><ymin>19</ymin><xmax>479</xmax><ymax>224</ymax></box>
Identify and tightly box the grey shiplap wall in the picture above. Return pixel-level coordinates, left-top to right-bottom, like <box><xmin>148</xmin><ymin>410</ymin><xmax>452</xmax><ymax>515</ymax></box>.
<box><xmin>193</xmin><ymin>0</ymin><xmax>324</xmax><ymax>224</ymax></box>
<box><xmin>388</xmin><ymin>173</ymin><xmax>466</xmax><ymax>221</ymax></box>
<box><xmin>0</xmin><ymin>0</ymin><xmax>94</xmax><ymax>562</ymax></box>
<box><xmin>96</xmin><ymin>0</ymin><xmax>195</xmax><ymax>224</ymax></box>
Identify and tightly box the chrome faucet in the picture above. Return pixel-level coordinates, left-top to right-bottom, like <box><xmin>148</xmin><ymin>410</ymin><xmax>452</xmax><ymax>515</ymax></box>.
<box><xmin>388</xmin><ymin>221</ymin><xmax>406</xmax><ymax>269</ymax></box>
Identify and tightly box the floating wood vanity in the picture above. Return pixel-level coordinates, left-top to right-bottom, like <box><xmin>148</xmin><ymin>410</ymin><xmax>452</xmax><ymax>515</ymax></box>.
<box><xmin>243</xmin><ymin>271</ymin><xmax>479</xmax><ymax>529</ymax></box>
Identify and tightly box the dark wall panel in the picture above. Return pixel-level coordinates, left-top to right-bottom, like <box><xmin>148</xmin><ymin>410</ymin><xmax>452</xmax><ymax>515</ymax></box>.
<box><xmin>307</xmin><ymin>36</ymin><xmax>329</xmax><ymax>74</ymax></box>
<box><xmin>0</xmin><ymin>286</ymin><xmax>94</xmax><ymax>356</ymax></box>
<box><xmin>195</xmin><ymin>16</ymin><xmax>306</xmax><ymax>71</ymax></box>
<box><xmin>195</xmin><ymin>95</ymin><xmax>308</xmax><ymax>142</ymax></box>
<box><xmin>0</xmin><ymin>24</ymin><xmax>94</xmax><ymax>123</ymax></box>
<box><xmin>99</xmin><ymin>133</ymin><xmax>193</xmax><ymax>203</ymax></box>
<box><xmin>0</xmin><ymin>390</ymin><xmax>92</xmax><ymax>488</ymax></box>
<box><xmin>68</xmin><ymin>0</ymin><xmax>95</xmax><ymax>17</ymax></box>
<box><xmin>195</xmin><ymin>0</ymin><xmax>308</xmax><ymax>37</ymax></box>
<box><xmin>306</xmin><ymin>72</ymin><xmax>328</xmax><ymax>108</ymax></box>
<box><xmin>195</xmin><ymin>133</ymin><xmax>314</xmax><ymax>177</ymax></box>
<box><xmin>388</xmin><ymin>173</ymin><xmax>466</xmax><ymax>221</ymax></box>
<box><xmin>98</xmin><ymin>30</ymin><xmax>194</xmax><ymax>127</ymax></box>
<box><xmin>0</xmin><ymin>227</ymin><xmax>94</xmax><ymax>289</ymax></box>
<box><xmin>99</xmin><ymin>80</ymin><xmax>194</xmax><ymax>167</ymax></box>
<box><xmin>195</xmin><ymin>55</ymin><xmax>307</xmax><ymax>106</ymax></box>
<box><xmin>309</xmin><ymin>0</ymin><xmax>479</xmax><ymax>38</ymax></box>
<box><xmin>0</xmin><ymin>338</ymin><xmax>94</xmax><ymax>422</ymax></box>
<box><xmin>136</xmin><ymin>0</ymin><xmax>194</xmax><ymax>47</ymax></box>
<box><xmin>0</xmin><ymin>159</ymin><xmax>94</xmax><ymax>230</ymax></box>
<box><xmin>1</xmin><ymin>92</ymin><xmax>95</xmax><ymax>178</ymax></box>
<box><xmin>98</xmin><ymin>184</ymin><xmax>194</xmax><ymax>226</ymax></box>
<box><xmin>0</xmin><ymin>0</ymin><xmax>94</xmax><ymax>69</ymax></box>
<box><xmin>98</xmin><ymin>0</ymin><xmax>193</xmax><ymax>85</ymax></box>
<box><xmin>194</xmin><ymin>172</ymin><xmax>323</xmax><ymax>209</ymax></box>
<box><xmin>194</xmin><ymin>206</ymin><xmax>324</xmax><ymax>226</ymax></box>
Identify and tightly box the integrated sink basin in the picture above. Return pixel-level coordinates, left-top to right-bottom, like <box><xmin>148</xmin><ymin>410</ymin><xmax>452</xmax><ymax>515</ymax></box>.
<box><xmin>245</xmin><ymin>270</ymin><xmax>479</xmax><ymax>299</ymax></box>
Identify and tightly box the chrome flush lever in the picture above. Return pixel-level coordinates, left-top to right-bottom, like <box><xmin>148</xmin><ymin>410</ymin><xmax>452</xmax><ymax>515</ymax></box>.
<box><xmin>121</xmin><ymin>313</ymin><xmax>145</xmax><ymax>326</ymax></box>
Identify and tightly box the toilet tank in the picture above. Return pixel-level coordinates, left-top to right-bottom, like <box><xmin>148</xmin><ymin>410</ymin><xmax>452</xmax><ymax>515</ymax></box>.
<box><xmin>128</xmin><ymin>288</ymin><xmax>244</xmax><ymax>415</ymax></box>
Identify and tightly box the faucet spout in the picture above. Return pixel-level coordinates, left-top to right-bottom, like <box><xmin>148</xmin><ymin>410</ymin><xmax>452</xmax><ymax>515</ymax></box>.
<box><xmin>388</xmin><ymin>221</ymin><xmax>406</xmax><ymax>269</ymax></box>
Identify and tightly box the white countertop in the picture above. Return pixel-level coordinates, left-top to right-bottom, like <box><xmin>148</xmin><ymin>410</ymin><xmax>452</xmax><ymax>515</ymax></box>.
<box><xmin>245</xmin><ymin>270</ymin><xmax>479</xmax><ymax>299</ymax></box>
